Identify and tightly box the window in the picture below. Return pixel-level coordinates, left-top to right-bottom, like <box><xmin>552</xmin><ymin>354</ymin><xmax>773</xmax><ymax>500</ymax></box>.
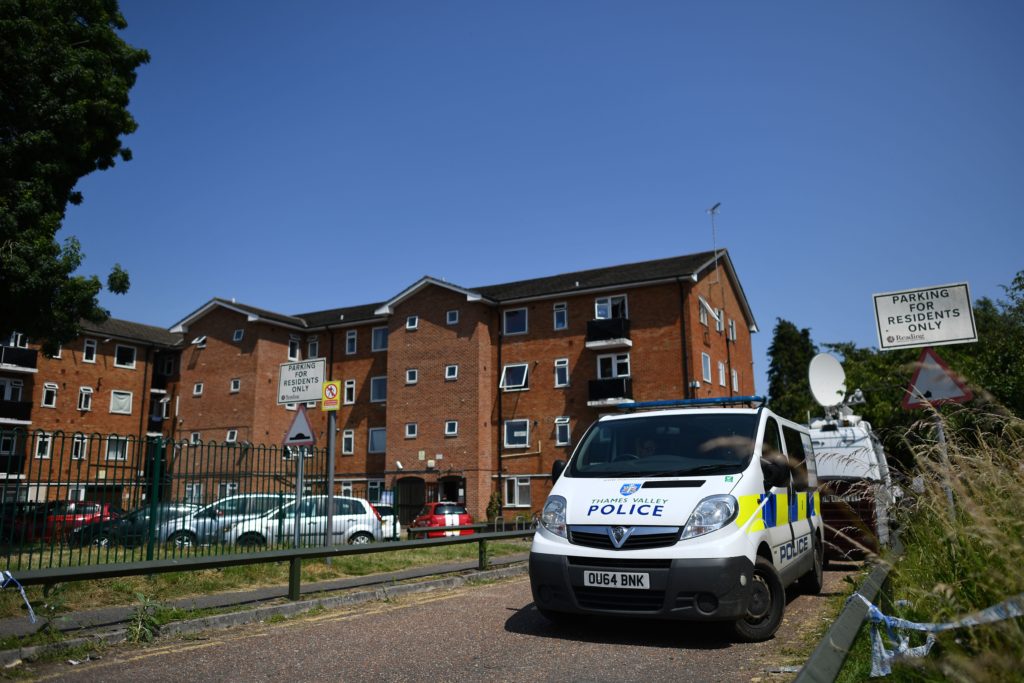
<box><xmin>715</xmin><ymin>308</ymin><xmax>725</xmax><ymax>333</ymax></box>
<box><xmin>105</xmin><ymin>436</ymin><xmax>128</xmax><ymax>461</ymax></box>
<box><xmin>161</xmin><ymin>356</ymin><xmax>175</xmax><ymax>375</ymax></box>
<box><xmin>504</xmin><ymin>476</ymin><xmax>531</xmax><ymax>508</ymax></box>
<box><xmin>189</xmin><ymin>432</ymin><xmax>201</xmax><ymax>445</ymax></box>
<box><xmin>406</xmin><ymin>315</ymin><xmax>418</xmax><ymax>330</ymax></box>
<box><xmin>52</xmin><ymin>345</ymin><xmax>62</xmax><ymax>359</ymax></box>
<box><xmin>504</xmin><ymin>419</ymin><xmax>530</xmax><ymax>449</ymax></box>
<box><xmin>5</xmin><ymin>332</ymin><xmax>27</xmax><ymax>348</ymax></box>
<box><xmin>341</xmin><ymin>430</ymin><xmax>354</xmax><ymax>455</ymax></box>
<box><xmin>159</xmin><ymin>396</ymin><xmax>170</xmax><ymax>418</ymax></box>
<box><xmin>370</xmin><ymin>376</ymin><xmax>387</xmax><ymax>403</ymax></box>
<box><xmin>405</xmin><ymin>368</ymin><xmax>418</xmax><ymax>385</ymax></box>
<box><xmin>597</xmin><ymin>353</ymin><xmax>630</xmax><ymax>379</ymax></box>
<box><xmin>500</xmin><ymin>363</ymin><xmax>529</xmax><ymax>391</ymax></box>
<box><xmin>288</xmin><ymin>337</ymin><xmax>300</xmax><ymax>361</ymax></box>
<box><xmin>77</xmin><ymin>386</ymin><xmax>93</xmax><ymax>411</ymax></box>
<box><xmin>371</xmin><ymin>327</ymin><xmax>388</xmax><ymax>352</ymax></box>
<box><xmin>503</xmin><ymin>308</ymin><xmax>528</xmax><ymax>335</ymax></box>
<box><xmin>193</xmin><ymin>382</ymin><xmax>204</xmax><ymax>397</ymax></box>
<box><xmin>41</xmin><ymin>383</ymin><xmax>58</xmax><ymax>408</ymax></box>
<box><xmin>184</xmin><ymin>483</ymin><xmax>203</xmax><ymax>504</ymax></box>
<box><xmin>218</xmin><ymin>482</ymin><xmax>239</xmax><ymax>499</ymax></box>
<box><xmin>445</xmin><ymin>420</ymin><xmax>458</xmax><ymax>437</ymax></box>
<box><xmin>307</xmin><ymin>337</ymin><xmax>319</xmax><ymax>358</ymax></box>
<box><xmin>368</xmin><ymin>480</ymin><xmax>384</xmax><ymax>502</ymax></box>
<box><xmin>718</xmin><ymin>361</ymin><xmax>727</xmax><ymax>387</ymax></box>
<box><xmin>404</xmin><ymin>423</ymin><xmax>418</xmax><ymax>439</ymax></box>
<box><xmin>34</xmin><ymin>433</ymin><xmax>52</xmax><ymax>459</ymax></box>
<box><xmin>83</xmin><ymin>338</ymin><xmax>97</xmax><ymax>363</ymax></box>
<box><xmin>113</xmin><ymin>344</ymin><xmax>136</xmax><ymax>368</ymax></box>
<box><xmin>732</xmin><ymin>369</ymin><xmax>739</xmax><ymax>393</ymax></box>
<box><xmin>555</xmin><ymin>416</ymin><xmax>571</xmax><ymax>446</ymax></box>
<box><xmin>368</xmin><ymin>428</ymin><xmax>386</xmax><ymax>454</ymax></box>
<box><xmin>109</xmin><ymin>390</ymin><xmax>133</xmax><ymax>414</ymax></box>
<box><xmin>554</xmin><ymin>358</ymin><xmax>569</xmax><ymax>388</ymax></box>
<box><xmin>346</xmin><ymin>330</ymin><xmax>357</xmax><ymax>355</ymax></box>
<box><xmin>446</xmin><ymin>310</ymin><xmax>459</xmax><ymax>325</ymax></box>
<box><xmin>553</xmin><ymin>302</ymin><xmax>568</xmax><ymax>330</ymax></box>
<box><xmin>595</xmin><ymin>295</ymin><xmax>628</xmax><ymax>320</ymax></box>
<box><xmin>191</xmin><ymin>335</ymin><xmax>207</xmax><ymax>348</ymax></box>
<box><xmin>445</xmin><ymin>364</ymin><xmax>459</xmax><ymax>381</ymax></box>
<box><xmin>71</xmin><ymin>434</ymin><xmax>88</xmax><ymax>460</ymax></box>
<box><xmin>702</xmin><ymin>353</ymin><xmax>712</xmax><ymax>383</ymax></box>
<box><xmin>344</xmin><ymin>379</ymin><xmax>356</xmax><ymax>404</ymax></box>
<box><xmin>225</xmin><ymin>429</ymin><xmax>238</xmax><ymax>443</ymax></box>
<box><xmin>0</xmin><ymin>378</ymin><xmax>22</xmax><ymax>402</ymax></box>
<box><xmin>728</xmin><ymin>318</ymin><xmax>737</xmax><ymax>341</ymax></box>
<box><xmin>698</xmin><ymin>296</ymin><xmax>719</xmax><ymax>328</ymax></box>
<box><xmin>233</xmin><ymin>329</ymin><xmax>244</xmax><ymax>342</ymax></box>
<box><xmin>230</xmin><ymin>378</ymin><xmax>241</xmax><ymax>393</ymax></box>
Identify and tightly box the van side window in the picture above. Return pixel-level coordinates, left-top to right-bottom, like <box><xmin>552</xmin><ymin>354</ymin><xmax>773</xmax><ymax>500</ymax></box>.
<box><xmin>761</xmin><ymin>417</ymin><xmax>789</xmax><ymax>490</ymax></box>
<box><xmin>783</xmin><ymin>426</ymin><xmax>809</xmax><ymax>492</ymax></box>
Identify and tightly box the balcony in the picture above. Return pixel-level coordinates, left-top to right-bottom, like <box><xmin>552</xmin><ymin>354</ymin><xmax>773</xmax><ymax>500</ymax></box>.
<box><xmin>0</xmin><ymin>400</ymin><xmax>32</xmax><ymax>423</ymax></box>
<box><xmin>585</xmin><ymin>318</ymin><xmax>632</xmax><ymax>350</ymax></box>
<box><xmin>587</xmin><ymin>377</ymin><xmax>634</xmax><ymax>407</ymax></box>
<box><xmin>0</xmin><ymin>346</ymin><xmax>37</xmax><ymax>373</ymax></box>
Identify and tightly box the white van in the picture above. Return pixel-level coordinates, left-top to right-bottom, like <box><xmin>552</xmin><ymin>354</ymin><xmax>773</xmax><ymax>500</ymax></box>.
<box><xmin>529</xmin><ymin>398</ymin><xmax>824</xmax><ymax>642</ymax></box>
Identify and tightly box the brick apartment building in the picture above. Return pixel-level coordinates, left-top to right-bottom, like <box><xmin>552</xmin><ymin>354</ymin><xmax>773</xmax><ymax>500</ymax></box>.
<box><xmin>0</xmin><ymin>250</ymin><xmax>757</xmax><ymax>523</ymax></box>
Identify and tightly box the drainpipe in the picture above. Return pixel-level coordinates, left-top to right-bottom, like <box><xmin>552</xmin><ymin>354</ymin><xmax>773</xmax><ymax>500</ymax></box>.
<box><xmin>496</xmin><ymin>324</ymin><xmax>503</xmax><ymax>509</ymax></box>
<box><xmin>677</xmin><ymin>278</ymin><xmax>693</xmax><ymax>399</ymax></box>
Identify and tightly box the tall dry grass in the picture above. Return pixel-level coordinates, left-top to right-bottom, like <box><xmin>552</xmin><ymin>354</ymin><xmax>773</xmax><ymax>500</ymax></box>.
<box><xmin>883</xmin><ymin>408</ymin><xmax>1024</xmax><ymax>681</ymax></box>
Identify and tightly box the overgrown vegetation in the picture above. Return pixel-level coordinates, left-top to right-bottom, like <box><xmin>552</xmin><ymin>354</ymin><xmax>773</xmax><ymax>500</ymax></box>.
<box><xmin>0</xmin><ymin>541</ymin><xmax>529</xmax><ymax>622</ymax></box>
<box><xmin>842</xmin><ymin>409</ymin><xmax>1024</xmax><ymax>681</ymax></box>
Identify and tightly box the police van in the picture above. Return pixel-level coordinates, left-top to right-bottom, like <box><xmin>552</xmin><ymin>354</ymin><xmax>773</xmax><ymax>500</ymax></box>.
<box><xmin>529</xmin><ymin>397</ymin><xmax>824</xmax><ymax>642</ymax></box>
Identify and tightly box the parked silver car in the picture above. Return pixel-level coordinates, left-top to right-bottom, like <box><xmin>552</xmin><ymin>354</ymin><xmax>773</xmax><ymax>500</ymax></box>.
<box><xmin>159</xmin><ymin>493</ymin><xmax>293</xmax><ymax>548</ymax></box>
<box><xmin>226</xmin><ymin>495</ymin><xmax>383</xmax><ymax>547</ymax></box>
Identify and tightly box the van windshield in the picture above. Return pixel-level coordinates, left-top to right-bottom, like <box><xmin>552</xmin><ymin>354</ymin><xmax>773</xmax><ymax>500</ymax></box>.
<box><xmin>567</xmin><ymin>413</ymin><xmax>759</xmax><ymax>478</ymax></box>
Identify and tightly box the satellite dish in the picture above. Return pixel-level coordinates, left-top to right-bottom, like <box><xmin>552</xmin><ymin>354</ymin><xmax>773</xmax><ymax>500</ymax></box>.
<box><xmin>809</xmin><ymin>353</ymin><xmax>846</xmax><ymax>408</ymax></box>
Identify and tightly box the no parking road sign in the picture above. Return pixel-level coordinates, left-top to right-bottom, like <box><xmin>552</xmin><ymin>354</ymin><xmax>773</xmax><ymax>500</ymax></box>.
<box><xmin>322</xmin><ymin>381</ymin><xmax>340</xmax><ymax>412</ymax></box>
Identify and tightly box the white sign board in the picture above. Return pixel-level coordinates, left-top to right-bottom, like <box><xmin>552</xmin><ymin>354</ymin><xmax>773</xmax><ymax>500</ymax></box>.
<box><xmin>873</xmin><ymin>283</ymin><xmax>977</xmax><ymax>351</ymax></box>
<box><xmin>277</xmin><ymin>358</ymin><xmax>326</xmax><ymax>405</ymax></box>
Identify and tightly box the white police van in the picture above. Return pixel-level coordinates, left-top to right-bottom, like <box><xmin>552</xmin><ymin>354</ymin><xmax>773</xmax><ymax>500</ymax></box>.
<box><xmin>529</xmin><ymin>397</ymin><xmax>824</xmax><ymax>642</ymax></box>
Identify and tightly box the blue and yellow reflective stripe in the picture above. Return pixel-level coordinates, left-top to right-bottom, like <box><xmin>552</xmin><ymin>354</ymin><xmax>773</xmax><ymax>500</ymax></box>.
<box><xmin>735</xmin><ymin>489</ymin><xmax>821</xmax><ymax>533</ymax></box>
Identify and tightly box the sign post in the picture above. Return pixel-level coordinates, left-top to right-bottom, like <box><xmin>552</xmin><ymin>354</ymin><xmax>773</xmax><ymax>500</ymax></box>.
<box><xmin>321</xmin><ymin>381</ymin><xmax>341</xmax><ymax>549</ymax></box>
<box><xmin>283</xmin><ymin>405</ymin><xmax>316</xmax><ymax>548</ymax></box>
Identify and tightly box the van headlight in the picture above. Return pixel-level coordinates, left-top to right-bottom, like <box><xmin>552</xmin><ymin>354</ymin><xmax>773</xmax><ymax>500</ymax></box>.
<box><xmin>681</xmin><ymin>495</ymin><xmax>738</xmax><ymax>540</ymax></box>
<box><xmin>540</xmin><ymin>495</ymin><xmax>567</xmax><ymax>538</ymax></box>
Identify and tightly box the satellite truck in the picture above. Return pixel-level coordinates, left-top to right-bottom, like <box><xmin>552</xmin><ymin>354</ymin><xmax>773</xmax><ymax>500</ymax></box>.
<box><xmin>807</xmin><ymin>353</ymin><xmax>898</xmax><ymax>563</ymax></box>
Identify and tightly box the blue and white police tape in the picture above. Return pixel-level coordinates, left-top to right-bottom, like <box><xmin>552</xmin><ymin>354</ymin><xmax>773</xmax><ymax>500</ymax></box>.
<box><xmin>1</xmin><ymin>571</ymin><xmax>36</xmax><ymax>624</ymax></box>
<box><xmin>853</xmin><ymin>592</ymin><xmax>1024</xmax><ymax>677</ymax></box>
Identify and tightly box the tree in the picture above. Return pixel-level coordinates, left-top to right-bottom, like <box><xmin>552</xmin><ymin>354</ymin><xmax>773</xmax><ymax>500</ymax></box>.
<box><xmin>0</xmin><ymin>0</ymin><xmax>148</xmax><ymax>354</ymax></box>
<box><xmin>765</xmin><ymin>318</ymin><xmax>818</xmax><ymax>422</ymax></box>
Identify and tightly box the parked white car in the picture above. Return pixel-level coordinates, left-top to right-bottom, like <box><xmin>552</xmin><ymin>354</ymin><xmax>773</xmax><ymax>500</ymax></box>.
<box><xmin>225</xmin><ymin>495</ymin><xmax>383</xmax><ymax>547</ymax></box>
<box><xmin>372</xmin><ymin>504</ymin><xmax>403</xmax><ymax>541</ymax></box>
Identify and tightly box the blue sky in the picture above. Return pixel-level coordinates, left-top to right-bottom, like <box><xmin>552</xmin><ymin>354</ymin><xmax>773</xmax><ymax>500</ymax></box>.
<box><xmin>64</xmin><ymin>2</ymin><xmax>1023</xmax><ymax>395</ymax></box>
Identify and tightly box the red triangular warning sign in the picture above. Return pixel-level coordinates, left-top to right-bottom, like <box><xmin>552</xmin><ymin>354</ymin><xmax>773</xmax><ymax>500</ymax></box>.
<box><xmin>902</xmin><ymin>347</ymin><xmax>973</xmax><ymax>409</ymax></box>
<box><xmin>283</xmin><ymin>405</ymin><xmax>316</xmax><ymax>446</ymax></box>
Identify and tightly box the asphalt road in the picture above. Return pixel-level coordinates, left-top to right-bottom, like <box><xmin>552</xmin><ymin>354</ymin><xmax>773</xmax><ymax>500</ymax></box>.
<box><xmin>27</xmin><ymin>570</ymin><xmax>853</xmax><ymax>683</ymax></box>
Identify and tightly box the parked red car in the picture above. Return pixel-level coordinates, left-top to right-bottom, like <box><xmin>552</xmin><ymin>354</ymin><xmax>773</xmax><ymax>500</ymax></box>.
<box><xmin>409</xmin><ymin>502</ymin><xmax>474</xmax><ymax>538</ymax></box>
<box><xmin>26</xmin><ymin>501</ymin><xmax>123</xmax><ymax>543</ymax></box>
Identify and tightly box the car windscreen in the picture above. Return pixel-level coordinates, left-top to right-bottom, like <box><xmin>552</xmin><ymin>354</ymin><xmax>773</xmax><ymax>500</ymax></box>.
<box><xmin>567</xmin><ymin>413</ymin><xmax>759</xmax><ymax>478</ymax></box>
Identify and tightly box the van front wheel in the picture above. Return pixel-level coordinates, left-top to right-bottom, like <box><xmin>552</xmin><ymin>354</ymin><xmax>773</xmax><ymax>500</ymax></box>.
<box><xmin>733</xmin><ymin>556</ymin><xmax>784</xmax><ymax>642</ymax></box>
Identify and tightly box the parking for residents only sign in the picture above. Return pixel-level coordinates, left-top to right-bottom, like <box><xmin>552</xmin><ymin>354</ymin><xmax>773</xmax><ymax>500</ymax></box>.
<box><xmin>873</xmin><ymin>283</ymin><xmax>977</xmax><ymax>351</ymax></box>
<box><xmin>277</xmin><ymin>358</ymin><xmax>326</xmax><ymax>404</ymax></box>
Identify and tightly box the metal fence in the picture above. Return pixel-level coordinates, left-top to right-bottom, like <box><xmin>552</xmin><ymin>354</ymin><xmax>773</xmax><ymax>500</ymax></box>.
<box><xmin>0</xmin><ymin>428</ymin><xmax>410</xmax><ymax>571</ymax></box>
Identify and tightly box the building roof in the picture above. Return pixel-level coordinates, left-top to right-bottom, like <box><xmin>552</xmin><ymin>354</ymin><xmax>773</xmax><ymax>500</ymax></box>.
<box><xmin>169</xmin><ymin>298</ymin><xmax>307</xmax><ymax>333</ymax></box>
<box><xmin>294</xmin><ymin>302</ymin><xmax>386</xmax><ymax>328</ymax></box>
<box><xmin>474</xmin><ymin>251</ymin><xmax>719</xmax><ymax>301</ymax></box>
<box><xmin>80</xmin><ymin>318</ymin><xmax>182</xmax><ymax>347</ymax></box>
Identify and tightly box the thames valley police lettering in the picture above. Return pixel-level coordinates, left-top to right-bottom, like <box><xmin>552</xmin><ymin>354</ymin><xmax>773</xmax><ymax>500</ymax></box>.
<box><xmin>587</xmin><ymin>497</ymin><xmax>667</xmax><ymax>517</ymax></box>
<box><xmin>779</xmin><ymin>536</ymin><xmax>810</xmax><ymax>561</ymax></box>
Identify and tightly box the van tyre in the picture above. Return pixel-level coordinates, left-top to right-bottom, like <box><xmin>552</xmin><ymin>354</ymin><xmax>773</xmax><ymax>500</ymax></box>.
<box><xmin>733</xmin><ymin>556</ymin><xmax>785</xmax><ymax>642</ymax></box>
<box><xmin>799</xmin><ymin>536</ymin><xmax>824</xmax><ymax>595</ymax></box>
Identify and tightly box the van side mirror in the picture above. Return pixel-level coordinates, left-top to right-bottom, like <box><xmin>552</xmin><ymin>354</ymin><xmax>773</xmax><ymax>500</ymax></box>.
<box><xmin>551</xmin><ymin>459</ymin><xmax>566</xmax><ymax>483</ymax></box>
<box><xmin>760</xmin><ymin>454</ymin><xmax>789</xmax><ymax>490</ymax></box>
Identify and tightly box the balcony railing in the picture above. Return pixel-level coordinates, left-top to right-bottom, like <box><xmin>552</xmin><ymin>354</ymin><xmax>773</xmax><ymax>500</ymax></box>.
<box><xmin>0</xmin><ymin>400</ymin><xmax>32</xmax><ymax>422</ymax></box>
<box><xmin>585</xmin><ymin>318</ymin><xmax>632</xmax><ymax>350</ymax></box>
<box><xmin>0</xmin><ymin>347</ymin><xmax>37</xmax><ymax>370</ymax></box>
<box><xmin>588</xmin><ymin>377</ymin><xmax>633</xmax><ymax>404</ymax></box>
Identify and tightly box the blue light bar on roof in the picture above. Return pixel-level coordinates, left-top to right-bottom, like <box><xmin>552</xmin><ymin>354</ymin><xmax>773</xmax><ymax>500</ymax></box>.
<box><xmin>618</xmin><ymin>396</ymin><xmax>767</xmax><ymax>410</ymax></box>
